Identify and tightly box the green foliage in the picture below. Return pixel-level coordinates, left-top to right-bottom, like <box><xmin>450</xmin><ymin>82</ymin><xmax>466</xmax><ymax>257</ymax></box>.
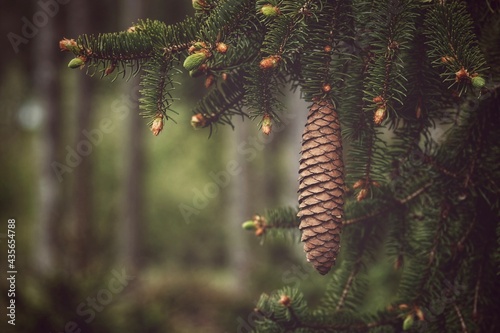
<box><xmin>139</xmin><ymin>54</ymin><xmax>177</xmax><ymax>121</ymax></box>
<box><xmin>424</xmin><ymin>1</ymin><xmax>488</xmax><ymax>96</ymax></box>
<box><xmin>191</xmin><ymin>71</ymin><xmax>247</xmax><ymax>131</ymax></box>
<box><xmin>62</xmin><ymin>0</ymin><xmax>500</xmax><ymax>332</ymax></box>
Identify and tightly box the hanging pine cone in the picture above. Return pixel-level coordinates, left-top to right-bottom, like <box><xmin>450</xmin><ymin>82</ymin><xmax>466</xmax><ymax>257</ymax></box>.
<box><xmin>298</xmin><ymin>100</ymin><xmax>345</xmax><ymax>275</ymax></box>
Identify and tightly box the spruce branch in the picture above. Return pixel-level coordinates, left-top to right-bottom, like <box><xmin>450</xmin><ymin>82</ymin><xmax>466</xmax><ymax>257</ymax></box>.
<box><xmin>245</xmin><ymin>63</ymin><xmax>286</xmax><ymax>127</ymax></box>
<box><xmin>139</xmin><ymin>55</ymin><xmax>177</xmax><ymax>120</ymax></box>
<box><xmin>257</xmin><ymin>0</ymin><xmax>310</xmax><ymax>60</ymax></box>
<box><xmin>335</xmin><ymin>259</ymin><xmax>362</xmax><ymax>312</ymax></box>
<box><xmin>424</xmin><ymin>1</ymin><xmax>488</xmax><ymax>96</ymax></box>
<box><xmin>242</xmin><ymin>207</ymin><xmax>300</xmax><ymax>239</ymax></box>
<box><xmin>343</xmin><ymin>182</ymin><xmax>432</xmax><ymax>226</ymax></box>
<box><xmin>254</xmin><ymin>302</ymin><xmax>400</xmax><ymax>332</ymax></box>
<box><xmin>191</xmin><ymin>71</ymin><xmax>247</xmax><ymax>131</ymax></box>
<box><xmin>200</xmin><ymin>0</ymin><xmax>257</xmax><ymax>42</ymax></box>
<box><xmin>74</xmin><ymin>30</ymin><xmax>155</xmax><ymax>79</ymax></box>
<box><xmin>60</xmin><ymin>2</ymin><xmax>500</xmax><ymax>331</ymax></box>
<box><xmin>299</xmin><ymin>0</ymin><xmax>353</xmax><ymax>102</ymax></box>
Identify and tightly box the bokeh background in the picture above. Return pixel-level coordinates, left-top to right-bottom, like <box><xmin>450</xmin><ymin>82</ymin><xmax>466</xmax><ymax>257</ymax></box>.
<box><xmin>0</xmin><ymin>1</ymin><xmax>332</xmax><ymax>332</ymax></box>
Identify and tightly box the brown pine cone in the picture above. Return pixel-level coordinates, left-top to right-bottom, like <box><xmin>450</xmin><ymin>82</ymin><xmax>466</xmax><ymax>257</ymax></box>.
<box><xmin>298</xmin><ymin>100</ymin><xmax>345</xmax><ymax>275</ymax></box>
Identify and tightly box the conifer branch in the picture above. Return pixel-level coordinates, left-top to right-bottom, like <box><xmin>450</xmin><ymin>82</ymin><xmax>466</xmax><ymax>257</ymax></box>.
<box><xmin>139</xmin><ymin>55</ymin><xmax>176</xmax><ymax>119</ymax></box>
<box><xmin>335</xmin><ymin>260</ymin><xmax>361</xmax><ymax>311</ymax></box>
<box><xmin>200</xmin><ymin>0</ymin><xmax>257</xmax><ymax>42</ymax></box>
<box><xmin>307</xmin><ymin>317</ymin><xmax>400</xmax><ymax>331</ymax></box>
<box><xmin>60</xmin><ymin>2</ymin><xmax>500</xmax><ymax>331</ymax></box>
<box><xmin>191</xmin><ymin>72</ymin><xmax>247</xmax><ymax>130</ymax></box>
<box><xmin>424</xmin><ymin>1</ymin><xmax>488</xmax><ymax>96</ymax></box>
<box><xmin>343</xmin><ymin>182</ymin><xmax>432</xmax><ymax>226</ymax></box>
<box><xmin>255</xmin><ymin>310</ymin><xmax>400</xmax><ymax>332</ymax></box>
<box><xmin>398</xmin><ymin>181</ymin><xmax>432</xmax><ymax>204</ymax></box>
<box><xmin>456</xmin><ymin>215</ymin><xmax>476</xmax><ymax>251</ymax></box>
<box><xmin>409</xmin><ymin>203</ymin><xmax>450</xmax><ymax>307</ymax></box>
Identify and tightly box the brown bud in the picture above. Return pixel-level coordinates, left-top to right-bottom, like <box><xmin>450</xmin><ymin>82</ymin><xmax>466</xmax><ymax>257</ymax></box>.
<box><xmin>253</xmin><ymin>214</ymin><xmax>266</xmax><ymax>225</ymax></box>
<box><xmin>259</xmin><ymin>55</ymin><xmax>280</xmax><ymax>70</ymax></box>
<box><xmin>59</xmin><ymin>38</ymin><xmax>78</xmax><ymax>52</ymax></box>
<box><xmin>388</xmin><ymin>40</ymin><xmax>399</xmax><ymax>49</ymax></box>
<box><xmin>105</xmin><ymin>62</ymin><xmax>116</xmax><ymax>76</ymax></box>
<box><xmin>221</xmin><ymin>72</ymin><xmax>228</xmax><ymax>81</ymax></box>
<box><xmin>216</xmin><ymin>42</ymin><xmax>228</xmax><ymax>54</ymax></box>
<box><xmin>356</xmin><ymin>188</ymin><xmax>368</xmax><ymax>201</ymax></box>
<box><xmin>191</xmin><ymin>113</ymin><xmax>207</xmax><ymax>129</ymax></box>
<box><xmin>352</xmin><ymin>179</ymin><xmax>365</xmax><ymax>189</ymax></box>
<box><xmin>255</xmin><ymin>227</ymin><xmax>265</xmax><ymax>237</ymax></box>
<box><xmin>441</xmin><ymin>55</ymin><xmax>455</xmax><ymax>64</ymax></box>
<box><xmin>204</xmin><ymin>75</ymin><xmax>215</xmax><ymax>88</ymax></box>
<box><xmin>322</xmin><ymin>83</ymin><xmax>331</xmax><ymax>93</ymax></box>
<box><xmin>374</xmin><ymin>107</ymin><xmax>386</xmax><ymax>125</ymax></box>
<box><xmin>189</xmin><ymin>41</ymin><xmax>208</xmax><ymax>54</ymax></box>
<box><xmin>324</xmin><ymin>45</ymin><xmax>332</xmax><ymax>53</ymax></box>
<box><xmin>151</xmin><ymin>114</ymin><xmax>164</xmax><ymax>136</ymax></box>
<box><xmin>261</xmin><ymin>114</ymin><xmax>272</xmax><ymax>135</ymax></box>
<box><xmin>278</xmin><ymin>295</ymin><xmax>291</xmax><ymax>307</ymax></box>
<box><xmin>372</xmin><ymin>95</ymin><xmax>384</xmax><ymax>105</ymax></box>
<box><xmin>455</xmin><ymin>67</ymin><xmax>469</xmax><ymax>82</ymax></box>
<box><xmin>415</xmin><ymin>307</ymin><xmax>425</xmax><ymax>321</ymax></box>
<box><xmin>415</xmin><ymin>104</ymin><xmax>422</xmax><ymax>119</ymax></box>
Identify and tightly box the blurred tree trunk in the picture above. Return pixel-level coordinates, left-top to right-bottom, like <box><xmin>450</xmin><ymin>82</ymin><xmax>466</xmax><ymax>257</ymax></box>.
<box><xmin>227</xmin><ymin>119</ymin><xmax>252</xmax><ymax>293</ymax></box>
<box><xmin>226</xmin><ymin>92</ymin><xmax>306</xmax><ymax>290</ymax></box>
<box><xmin>68</xmin><ymin>0</ymin><xmax>94</xmax><ymax>273</ymax></box>
<box><xmin>34</xmin><ymin>3</ymin><xmax>64</xmax><ymax>275</ymax></box>
<box><xmin>120</xmin><ymin>0</ymin><xmax>146</xmax><ymax>274</ymax></box>
<box><xmin>282</xmin><ymin>91</ymin><xmax>306</xmax><ymax>207</ymax></box>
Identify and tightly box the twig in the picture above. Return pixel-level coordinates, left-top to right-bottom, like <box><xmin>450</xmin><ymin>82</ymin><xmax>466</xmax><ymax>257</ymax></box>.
<box><xmin>473</xmin><ymin>264</ymin><xmax>482</xmax><ymax>320</ymax></box>
<box><xmin>397</xmin><ymin>182</ymin><xmax>432</xmax><ymax>205</ymax></box>
<box><xmin>453</xmin><ymin>303</ymin><xmax>468</xmax><ymax>333</ymax></box>
<box><xmin>344</xmin><ymin>182</ymin><xmax>432</xmax><ymax>226</ymax></box>
<box><xmin>336</xmin><ymin>267</ymin><xmax>358</xmax><ymax>311</ymax></box>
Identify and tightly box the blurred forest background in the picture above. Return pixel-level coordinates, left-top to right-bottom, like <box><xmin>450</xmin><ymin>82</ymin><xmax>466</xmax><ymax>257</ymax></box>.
<box><xmin>0</xmin><ymin>1</ymin><xmax>336</xmax><ymax>332</ymax></box>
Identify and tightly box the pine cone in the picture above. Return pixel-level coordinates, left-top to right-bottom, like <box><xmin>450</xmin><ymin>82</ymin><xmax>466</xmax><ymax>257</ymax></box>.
<box><xmin>298</xmin><ymin>100</ymin><xmax>345</xmax><ymax>275</ymax></box>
